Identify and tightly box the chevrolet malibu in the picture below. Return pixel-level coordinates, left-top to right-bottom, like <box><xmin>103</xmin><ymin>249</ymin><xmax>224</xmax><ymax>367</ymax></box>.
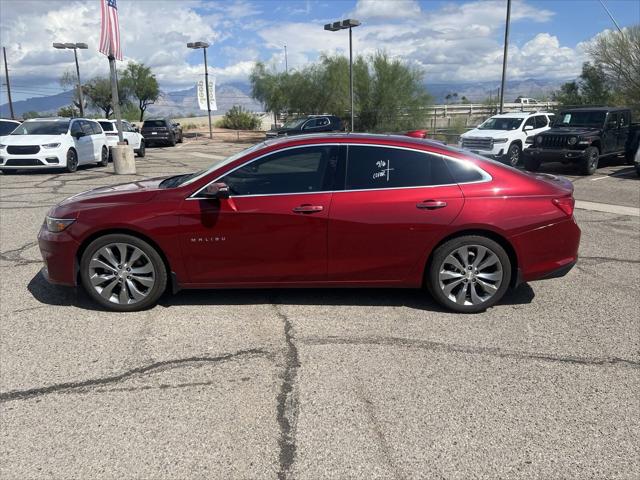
<box><xmin>38</xmin><ymin>134</ymin><xmax>580</xmax><ymax>313</ymax></box>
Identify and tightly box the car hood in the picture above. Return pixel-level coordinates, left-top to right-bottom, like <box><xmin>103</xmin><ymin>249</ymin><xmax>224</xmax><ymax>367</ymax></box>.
<box><xmin>56</xmin><ymin>178</ymin><xmax>166</xmax><ymax>215</ymax></box>
<box><xmin>542</xmin><ymin>127</ymin><xmax>600</xmax><ymax>136</ymax></box>
<box><xmin>461</xmin><ymin>129</ymin><xmax>515</xmax><ymax>138</ymax></box>
<box><xmin>2</xmin><ymin>134</ymin><xmax>65</xmax><ymax>145</ymax></box>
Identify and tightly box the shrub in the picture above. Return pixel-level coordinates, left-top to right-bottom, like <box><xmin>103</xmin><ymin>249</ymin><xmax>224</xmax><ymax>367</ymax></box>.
<box><xmin>218</xmin><ymin>106</ymin><xmax>261</xmax><ymax>130</ymax></box>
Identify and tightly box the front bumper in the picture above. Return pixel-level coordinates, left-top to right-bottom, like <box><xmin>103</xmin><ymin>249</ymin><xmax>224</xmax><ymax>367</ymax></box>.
<box><xmin>523</xmin><ymin>147</ymin><xmax>588</xmax><ymax>163</ymax></box>
<box><xmin>37</xmin><ymin>224</ymin><xmax>80</xmax><ymax>286</ymax></box>
<box><xmin>0</xmin><ymin>147</ymin><xmax>67</xmax><ymax>169</ymax></box>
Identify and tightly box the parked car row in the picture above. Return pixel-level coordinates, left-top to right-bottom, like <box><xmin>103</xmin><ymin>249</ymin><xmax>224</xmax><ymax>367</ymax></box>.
<box><xmin>0</xmin><ymin>116</ymin><xmax>184</xmax><ymax>174</ymax></box>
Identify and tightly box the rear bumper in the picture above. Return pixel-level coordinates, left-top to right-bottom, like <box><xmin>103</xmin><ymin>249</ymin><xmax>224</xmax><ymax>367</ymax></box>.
<box><xmin>37</xmin><ymin>224</ymin><xmax>79</xmax><ymax>286</ymax></box>
<box><xmin>142</xmin><ymin>133</ymin><xmax>172</xmax><ymax>142</ymax></box>
<box><xmin>512</xmin><ymin>217</ymin><xmax>581</xmax><ymax>283</ymax></box>
<box><xmin>524</xmin><ymin>148</ymin><xmax>588</xmax><ymax>162</ymax></box>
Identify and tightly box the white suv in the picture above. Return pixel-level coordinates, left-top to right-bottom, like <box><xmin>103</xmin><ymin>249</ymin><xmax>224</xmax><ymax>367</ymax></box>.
<box><xmin>458</xmin><ymin>112</ymin><xmax>554</xmax><ymax>166</ymax></box>
<box><xmin>97</xmin><ymin>119</ymin><xmax>145</xmax><ymax>158</ymax></box>
<box><xmin>0</xmin><ymin>118</ymin><xmax>108</xmax><ymax>174</ymax></box>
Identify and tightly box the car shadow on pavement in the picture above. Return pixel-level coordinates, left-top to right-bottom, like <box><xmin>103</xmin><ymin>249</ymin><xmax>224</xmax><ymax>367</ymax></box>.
<box><xmin>27</xmin><ymin>270</ymin><xmax>535</xmax><ymax>312</ymax></box>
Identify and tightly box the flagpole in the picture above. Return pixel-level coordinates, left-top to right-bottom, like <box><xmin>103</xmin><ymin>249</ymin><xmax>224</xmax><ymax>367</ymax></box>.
<box><xmin>108</xmin><ymin>55</ymin><xmax>124</xmax><ymax>143</ymax></box>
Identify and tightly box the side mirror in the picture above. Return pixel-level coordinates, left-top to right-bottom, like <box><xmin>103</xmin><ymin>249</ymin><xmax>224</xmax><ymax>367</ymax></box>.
<box><xmin>202</xmin><ymin>182</ymin><xmax>230</xmax><ymax>199</ymax></box>
<box><xmin>524</xmin><ymin>125</ymin><xmax>534</xmax><ymax>131</ymax></box>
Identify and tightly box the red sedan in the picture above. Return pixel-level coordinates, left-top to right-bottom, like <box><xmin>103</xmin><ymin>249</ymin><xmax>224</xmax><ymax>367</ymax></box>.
<box><xmin>38</xmin><ymin>134</ymin><xmax>580</xmax><ymax>313</ymax></box>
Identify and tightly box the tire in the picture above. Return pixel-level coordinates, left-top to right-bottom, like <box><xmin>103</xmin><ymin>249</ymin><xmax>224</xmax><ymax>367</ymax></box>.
<box><xmin>98</xmin><ymin>146</ymin><xmax>109</xmax><ymax>167</ymax></box>
<box><xmin>169</xmin><ymin>135</ymin><xmax>176</xmax><ymax>147</ymax></box>
<box><xmin>426</xmin><ymin>235</ymin><xmax>511</xmax><ymax>313</ymax></box>
<box><xmin>136</xmin><ymin>140</ymin><xmax>145</xmax><ymax>158</ymax></box>
<box><xmin>80</xmin><ymin>234</ymin><xmax>168</xmax><ymax>312</ymax></box>
<box><xmin>523</xmin><ymin>155</ymin><xmax>541</xmax><ymax>172</ymax></box>
<box><xmin>65</xmin><ymin>148</ymin><xmax>78</xmax><ymax>173</ymax></box>
<box><xmin>177</xmin><ymin>132</ymin><xmax>183</xmax><ymax>143</ymax></box>
<box><xmin>580</xmin><ymin>146</ymin><xmax>599</xmax><ymax>175</ymax></box>
<box><xmin>505</xmin><ymin>143</ymin><xmax>522</xmax><ymax>167</ymax></box>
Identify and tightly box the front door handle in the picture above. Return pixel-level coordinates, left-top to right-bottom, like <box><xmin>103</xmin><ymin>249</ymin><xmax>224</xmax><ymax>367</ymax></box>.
<box><xmin>293</xmin><ymin>204</ymin><xmax>324</xmax><ymax>214</ymax></box>
<box><xmin>417</xmin><ymin>200</ymin><xmax>447</xmax><ymax>210</ymax></box>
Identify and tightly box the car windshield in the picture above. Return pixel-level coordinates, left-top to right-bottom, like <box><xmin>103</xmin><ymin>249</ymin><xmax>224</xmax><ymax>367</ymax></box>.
<box><xmin>11</xmin><ymin>120</ymin><xmax>70</xmax><ymax>135</ymax></box>
<box><xmin>478</xmin><ymin>117</ymin><xmax>523</xmax><ymax>130</ymax></box>
<box><xmin>0</xmin><ymin>121</ymin><xmax>19</xmax><ymax>136</ymax></box>
<box><xmin>143</xmin><ymin>120</ymin><xmax>166</xmax><ymax>128</ymax></box>
<box><xmin>554</xmin><ymin>111</ymin><xmax>606</xmax><ymax>127</ymax></box>
<box><xmin>282</xmin><ymin>118</ymin><xmax>306</xmax><ymax>129</ymax></box>
<box><xmin>99</xmin><ymin>121</ymin><xmax>115</xmax><ymax>132</ymax></box>
<box><xmin>161</xmin><ymin>141</ymin><xmax>269</xmax><ymax>189</ymax></box>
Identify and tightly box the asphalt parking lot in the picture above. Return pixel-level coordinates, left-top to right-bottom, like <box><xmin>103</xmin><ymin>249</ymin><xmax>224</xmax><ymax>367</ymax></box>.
<box><xmin>1</xmin><ymin>139</ymin><xmax>638</xmax><ymax>479</ymax></box>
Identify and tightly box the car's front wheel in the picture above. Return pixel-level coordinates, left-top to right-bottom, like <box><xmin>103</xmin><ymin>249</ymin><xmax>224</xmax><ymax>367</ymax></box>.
<box><xmin>427</xmin><ymin>235</ymin><xmax>511</xmax><ymax>313</ymax></box>
<box><xmin>580</xmin><ymin>146</ymin><xmax>599</xmax><ymax>175</ymax></box>
<box><xmin>80</xmin><ymin>234</ymin><xmax>167</xmax><ymax>312</ymax></box>
<box><xmin>65</xmin><ymin>148</ymin><xmax>78</xmax><ymax>173</ymax></box>
<box><xmin>505</xmin><ymin>143</ymin><xmax>521</xmax><ymax>167</ymax></box>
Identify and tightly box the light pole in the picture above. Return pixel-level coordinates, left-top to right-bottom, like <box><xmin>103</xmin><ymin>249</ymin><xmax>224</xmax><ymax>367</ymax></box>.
<box><xmin>284</xmin><ymin>45</ymin><xmax>288</xmax><ymax>73</ymax></box>
<box><xmin>187</xmin><ymin>41</ymin><xmax>213</xmax><ymax>139</ymax></box>
<box><xmin>498</xmin><ymin>0</ymin><xmax>511</xmax><ymax>114</ymax></box>
<box><xmin>53</xmin><ymin>42</ymin><xmax>87</xmax><ymax>117</ymax></box>
<box><xmin>324</xmin><ymin>19</ymin><xmax>360</xmax><ymax>132</ymax></box>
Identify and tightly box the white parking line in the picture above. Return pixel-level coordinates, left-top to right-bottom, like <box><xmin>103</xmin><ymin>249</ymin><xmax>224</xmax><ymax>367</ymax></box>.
<box><xmin>187</xmin><ymin>151</ymin><xmax>228</xmax><ymax>160</ymax></box>
<box><xmin>575</xmin><ymin>200</ymin><xmax>640</xmax><ymax>217</ymax></box>
<box><xmin>590</xmin><ymin>175</ymin><xmax>610</xmax><ymax>181</ymax></box>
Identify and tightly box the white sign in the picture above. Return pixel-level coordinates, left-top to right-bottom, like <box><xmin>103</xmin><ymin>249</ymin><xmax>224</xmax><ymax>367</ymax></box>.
<box><xmin>197</xmin><ymin>77</ymin><xmax>217</xmax><ymax>111</ymax></box>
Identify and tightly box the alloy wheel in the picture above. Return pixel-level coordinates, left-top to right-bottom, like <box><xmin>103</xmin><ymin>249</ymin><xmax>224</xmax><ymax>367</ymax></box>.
<box><xmin>66</xmin><ymin>150</ymin><xmax>78</xmax><ymax>172</ymax></box>
<box><xmin>509</xmin><ymin>145</ymin><xmax>520</xmax><ymax>166</ymax></box>
<box><xmin>88</xmin><ymin>242</ymin><xmax>156</xmax><ymax>305</ymax></box>
<box><xmin>438</xmin><ymin>244</ymin><xmax>503</xmax><ymax>306</ymax></box>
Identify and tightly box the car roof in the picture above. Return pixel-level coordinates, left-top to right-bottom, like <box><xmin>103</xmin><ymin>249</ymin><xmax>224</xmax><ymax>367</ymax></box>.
<box><xmin>24</xmin><ymin>117</ymin><xmax>70</xmax><ymax>122</ymax></box>
<box><xmin>263</xmin><ymin>132</ymin><xmax>451</xmax><ymax>151</ymax></box>
<box><xmin>489</xmin><ymin>111</ymin><xmax>552</xmax><ymax>119</ymax></box>
<box><xmin>559</xmin><ymin>106</ymin><xmax>628</xmax><ymax>112</ymax></box>
<box><xmin>0</xmin><ymin>118</ymin><xmax>21</xmax><ymax>123</ymax></box>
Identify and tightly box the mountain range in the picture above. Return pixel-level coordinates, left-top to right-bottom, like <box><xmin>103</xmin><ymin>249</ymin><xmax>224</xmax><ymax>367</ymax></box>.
<box><xmin>1</xmin><ymin>78</ymin><xmax>566</xmax><ymax>119</ymax></box>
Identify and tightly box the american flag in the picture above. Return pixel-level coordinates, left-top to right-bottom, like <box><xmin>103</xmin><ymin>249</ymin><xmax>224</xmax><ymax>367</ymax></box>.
<box><xmin>99</xmin><ymin>0</ymin><xmax>122</xmax><ymax>60</ymax></box>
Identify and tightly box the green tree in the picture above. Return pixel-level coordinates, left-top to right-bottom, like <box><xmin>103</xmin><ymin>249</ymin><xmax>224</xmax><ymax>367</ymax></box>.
<box><xmin>218</xmin><ymin>105</ymin><xmax>261</xmax><ymax>130</ymax></box>
<box><xmin>22</xmin><ymin>111</ymin><xmax>40</xmax><ymax>120</ymax></box>
<box><xmin>250</xmin><ymin>62</ymin><xmax>289</xmax><ymax>124</ymax></box>
<box><xmin>57</xmin><ymin>105</ymin><xmax>78</xmax><ymax>117</ymax></box>
<box><xmin>587</xmin><ymin>25</ymin><xmax>640</xmax><ymax>109</ymax></box>
<box><xmin>553</xmin><ymin>62</ymin><xmax>612</xmax><ymax>106</ymax></box>
<box><xmin>84</xmin><ymin>76</ymin><xmax>130</xmax><ymax>118</ymax></box>
<box><xmin>59</xmin><ymin>70</ymin><xmax>86</xmax><ymax>113</ymax></box>
<box><xmin>119</xmin><ymin>62</ymin><xmax>160</xmax><ymax>122</ymax></box>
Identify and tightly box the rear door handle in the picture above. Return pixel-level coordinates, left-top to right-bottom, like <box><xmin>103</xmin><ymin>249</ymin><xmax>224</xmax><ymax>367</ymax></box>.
<box><xmin>417</xmin><ymin>200</ymin><xmax>447</xmax><ymax>210</ymax></box>
<box><xmin>293</xmin><ymin>204</ymin><xmax>324</xmax><ymax>214</ymax></box>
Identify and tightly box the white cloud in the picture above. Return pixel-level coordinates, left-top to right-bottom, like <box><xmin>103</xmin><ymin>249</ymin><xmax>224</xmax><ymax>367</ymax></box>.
<box><xmin>351</xmin><ymin>0</ymin><xmax>422</xmax><ymax>19</ymax></box>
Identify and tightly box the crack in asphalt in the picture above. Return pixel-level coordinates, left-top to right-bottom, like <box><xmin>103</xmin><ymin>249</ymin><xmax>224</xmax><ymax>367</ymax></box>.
<box><xmin>272</xmin><ymin>299</ymin><xmax>301</xmax><ymax>480</ymax></box>
<box><xmin>301</xmin><ymin>336</ymin><xmax>640</xmax><ymax>369</ymax></box>
<box><xmin>579</xmin><ymin>255</ymin><xmax>640</xmax><ymax>265</ymax></box>
<box><xmin>0</xmin><ymin>348</ymin><xmax>269</xmax><ymax>403</ymax></box>
<box><xmin>0</xmin><ymin>241</ymin><xmax>42</xmax><ymax>266</ymax></box>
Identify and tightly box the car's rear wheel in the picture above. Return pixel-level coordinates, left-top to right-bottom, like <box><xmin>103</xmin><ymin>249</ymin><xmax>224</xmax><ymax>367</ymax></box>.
<box><xmin>136</xmin><ymin>140</ymin><xmax>145</xmax><ymax>157</ymax></box>
<box><xmin>523</xmin><ymin>155</ymin><xmax>541</xmax><ymax>172</ymax></box>
<box><xmin>427</xmin><ymin>235</ymin><xmax>511</xmax><ymax>313</ymax></box>
<box><xmin>98</xmin><ymin>146</ymin><xmax>108</xmax><ymax>167</ymax></box>
<box><xmin>80</xmin><ymin>234</ymin><xmax>167</xmax><ymax>312</ymax></box>
<box><xmin>177</xmin><ymin>132</ymin><xmax>183</xmax><ymax>143</ymax></box>
<box><xmin>505</xmin><ymin>143</ymin><xmax>521</xmax><ymax>167</ymax></box>
<box><xmin>65</xmin><ymin>149</ymin><xmax>78</xmax><ymax>173</ymax></box>
<box><xmin>169</xmin><ymin>135</ymin><xmax>176</xmax><ymax>147</ymax></box>
<box><xmin>580</xmin><ymin>146</ymin><xmax>599</xmax><ymax>175</ymax></box>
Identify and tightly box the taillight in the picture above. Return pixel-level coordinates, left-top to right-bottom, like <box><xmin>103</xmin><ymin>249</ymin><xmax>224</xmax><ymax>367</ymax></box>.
<box><xmin>552</xmin><ymin>197</ymin><xmax>575</xmax><ymax>216</ymax></box>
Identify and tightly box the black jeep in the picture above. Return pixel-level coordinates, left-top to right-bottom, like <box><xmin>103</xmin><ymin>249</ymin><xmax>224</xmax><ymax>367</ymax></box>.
<box><xmin>265</xmin><ymin>115</ymin><xmax>342</xmax><ymax>139</ymax></box>
<box><xmin>140</xmin><ymin>118</ymin><xmax>183</xmax><ymax>147</ymax></box>
<box><xmin>523</xmin><ymin>107</ymin><xmax>640</xmax><ymax>175</ymax></box>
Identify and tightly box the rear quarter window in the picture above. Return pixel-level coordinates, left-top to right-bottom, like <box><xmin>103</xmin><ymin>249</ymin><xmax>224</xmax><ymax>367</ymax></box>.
<box><xmin>346</xmin><ymin>146</ymin><xmax>454</xmax><ymax>190</ymax></box>
<box><xmin>445</xmin><ymin>158</ymin><xmax>487</xmax><ymax>183</ymax></box>
<box><xmin>99</xmin><ymin>121</ymin><xmax>114</xmax><ymax>132</ymax></box>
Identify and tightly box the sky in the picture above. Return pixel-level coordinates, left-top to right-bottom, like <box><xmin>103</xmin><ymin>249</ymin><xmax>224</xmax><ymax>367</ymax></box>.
<box><xmin>0</xmin><ymin>0</ymin><xmax>638</xmax><ymax>102</ymax></box>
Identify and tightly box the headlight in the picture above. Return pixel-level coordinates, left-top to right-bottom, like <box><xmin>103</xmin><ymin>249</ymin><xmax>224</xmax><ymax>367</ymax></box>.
<box><xmin>494</xmin><ymin>138</ymin><xmax>508</xmax><ymax>144</ymax></box>
<box><xmin>42</xmin><ymin>143</ymin><xmax>61</xmax><ymax>149</ymax></box>
<box><xmin>567</xmin><ymin>137</ymin><xmax>577</xmax><ymax>145</ymax></box>
<box><xmin>536</xmin><ymin>136</ymin><xmax>543</xmax><ymax>144</ymax></box>
<box><xmin>45</xmin><ymin>216</ymin><xmax>75</xmax><ymax>233</ymax></box>
<box><xmin>0</xmin><ymin>144</ymin><xmax>6</xmax><ymax>150</ymax></box>
<box><xmin>525</xmin><ymin>136</ymin><xmax>534</xmax><ymax>144</ymax></box>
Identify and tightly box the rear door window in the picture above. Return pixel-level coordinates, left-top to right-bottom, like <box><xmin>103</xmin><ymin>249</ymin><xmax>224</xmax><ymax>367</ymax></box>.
<box><xmin>345</xmin><ymin>146</ymin><xmax>454</xmax><ymax>190</ymax></box>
